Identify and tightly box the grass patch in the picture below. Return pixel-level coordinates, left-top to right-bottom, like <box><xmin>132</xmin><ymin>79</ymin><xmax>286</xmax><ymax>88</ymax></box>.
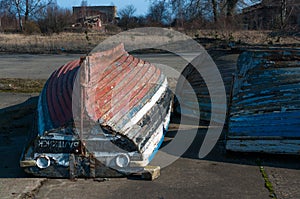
<box><xmin>0</xmin><ymin>31</ymin><xmax>299</xmax><ymax>54</ymax></box>
<box><xmin>0</xmin><ymin>78</ymin><xmax>46</xmax><ymax>93</ymax></box>
<box><xmin>256</xmin><ymin>159</ymin><xmax>277</xmax><ymax>199</ymax></box>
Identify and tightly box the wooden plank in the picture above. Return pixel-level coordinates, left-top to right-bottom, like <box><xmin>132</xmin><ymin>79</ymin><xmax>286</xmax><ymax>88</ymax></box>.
<box><xmin>226</xmin><ymin>140</ymin><xmax>300</xmax><ymax>155</ymax></box>
<box><xmin>227</xmin><ymin>49</ymin><xmax>300</xmax><ymax>154</ymax></box>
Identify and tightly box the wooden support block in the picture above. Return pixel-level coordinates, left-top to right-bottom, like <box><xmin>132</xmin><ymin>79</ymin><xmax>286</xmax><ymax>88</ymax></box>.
<box><xmin>141</xmin><ymin>166</ymin><xmax>160</xmax><ymax>181</ymax></box>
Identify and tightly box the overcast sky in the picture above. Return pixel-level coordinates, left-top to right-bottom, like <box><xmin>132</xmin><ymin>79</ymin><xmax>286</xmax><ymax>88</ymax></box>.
<box><xmin>56</xmin><ymin>0</ymin><xmax>150</xmax><ymax>16</ymax></box>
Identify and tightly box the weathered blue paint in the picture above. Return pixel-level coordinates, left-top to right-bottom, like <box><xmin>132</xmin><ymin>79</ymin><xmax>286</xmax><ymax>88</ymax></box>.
<box><xmin>148</xmin><ymin>126</ymin><xmax>168</xmax><ymax>163</ymax></box>
<box><xmin>227</xmin><ymin>49</ymin><xmax>300</xmax><ymax>155</ymax></box>
<box><xmin>37</xmin><ymin>80</ymin><xmax>54</xmax><ymax>136</ymax></box>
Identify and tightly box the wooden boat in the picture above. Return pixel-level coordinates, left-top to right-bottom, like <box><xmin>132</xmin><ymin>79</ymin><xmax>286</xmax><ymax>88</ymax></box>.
<box><xmin>226</xmin><ymin>49</ymin><xmax>300</xmax><ymax>154</ymax></box>
<box><xmin>20</xmin><ymin>44</ymin><xmax>172</xmax><ymax>178</ymax></box>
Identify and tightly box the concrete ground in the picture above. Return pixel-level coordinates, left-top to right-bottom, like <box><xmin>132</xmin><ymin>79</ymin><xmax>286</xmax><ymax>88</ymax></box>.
<box><xmin>0</xmin><ymin>53</ymin><xmax>299</xmax><ymax>199</ymax></box>
<box><xmin>0</xmin><ymin>53</ymin><xmax>188</xmax><ymax>80</ymax></box>
<box><xmin>0</xmin><ymin>54</ymin><xmax>80</xmax><ymax>79</ymax></box>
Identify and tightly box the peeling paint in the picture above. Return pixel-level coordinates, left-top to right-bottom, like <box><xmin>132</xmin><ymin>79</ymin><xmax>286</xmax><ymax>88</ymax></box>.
<box><xmin>20</xmin><ymin>43</ymin><xmax>172</xmax><ymax>178</ymax></box>
<box><xmin>227</xmin><ymin>49</ymin><xmax>300</xmax><ymax>154</ymax></box>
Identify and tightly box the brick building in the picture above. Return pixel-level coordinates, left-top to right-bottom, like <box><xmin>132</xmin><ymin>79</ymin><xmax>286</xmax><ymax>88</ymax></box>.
<box><xmin>241</xmin><ymin>0</ymin><xmax>300</xmax><ymax>30</ymax></box>
<box><xmin>73</xmin><ymin>6</ymin><xmax>117</xmax><ymax>24</ymax></box>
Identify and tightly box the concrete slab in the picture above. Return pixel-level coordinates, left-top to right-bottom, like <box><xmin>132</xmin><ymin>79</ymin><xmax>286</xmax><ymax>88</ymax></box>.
<box><xmin>35</xmin><ymin>158</ymin><xmax>269</xmax><ymax>199</ymax></box>
<box><xmin>0</xmin><ymin>54</ymin><xmax>80</xmax><ymax>79</ymax></box>
<box><xmin>266</xmin><ymin>167</ymin><xmax>300</xmax><ymax>199</ymax></box>
<box><xmin>0</xmin><ymin>53</ymin><xmax>187</xmax><ymax>80</ymax></box>
<box><xmin>0</xmin><ymin>178</ymin><xmax>46</xmax><ymax>199</ymax></box>
<box><xmin>0</xmin><ymin>93</ymin><xmax>38</xmax><ymax>109</ymax></box>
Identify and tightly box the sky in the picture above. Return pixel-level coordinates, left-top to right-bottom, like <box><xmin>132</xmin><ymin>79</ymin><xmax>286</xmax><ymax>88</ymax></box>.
<box><xmin>56</xmin><ymin>0</ymin><xmax>150</xmax><ymax>16</ymax></box>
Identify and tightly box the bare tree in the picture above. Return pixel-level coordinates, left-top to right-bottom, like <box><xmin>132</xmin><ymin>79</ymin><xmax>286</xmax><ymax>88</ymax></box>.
<box><xmin>118</xmin><ymin>5</ymin><xmax>137</xmax><ymax>30</ymax></box>
<box><xmin>14</xmin><ymin>0</ymin><xmax>23</xmax><ymax>30</ymax></box>
<box><xmin>279</xmin><ymin>0</ymin><xmax>296</xmax><ymax>30</ymax></box>
<box><xmin>119</xmin><ymin>5</ymin><xmax>136</xmax><ymax>19</ymax></box>
<box><xmin>279</xmin><ymin>0</ymin><xmax>300</xmax><ymax>30</ymax></box>
<box><xmin>149</xmin><ymin>0</ymin><xmax>210</xmax><ymax>26</ymax></box>
<box><xmin>38</xmin><ymin>3</ymin><xmax>73</xmax><ymax>34</ymax></box>
<box><xmin>1</xmin><ymin>0</ymin><xmax>53</xmax><ymax>31</ymax></box>
<box><xmin>172</xmin><ymin>0</ymin><xmax>185</xmax><ymax>27</ymax></box>
<box><xmin>211</xmin><ymin>0</ymin><xmax>218</xmax><ymax>22</ymax></box>
<box><xmin>226</xmin><ymin>0</ymin><xmax>239</xmax><ymax>17</ymax></box>
<box><xmin>147</xmin><ymin>0</ymin><xmax>170</xmax><ymax>25</ymax></box>
<box><xmin>80</xmin><ymin>0</ymin><xmax>88</xmax><ymax>19</ymax></box>
<box><xmin>150</xmin><ymin>0</ymin><xmax>261</xmax><ymax>25</ymax></box>
<box><xmin>0</xmin><ymin>1</ymin><xmax>15</xmax><ymax>31</ymax></box>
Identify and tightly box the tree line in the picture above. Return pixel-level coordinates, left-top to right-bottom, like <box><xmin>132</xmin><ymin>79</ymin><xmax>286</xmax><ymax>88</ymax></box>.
<box><xmin>118</xmin><ymin>0</ymin><xmax>261</xmax><ymax>30</ymax></box>
<box><xmin>118</xmin><ymin>0</ymin><xmax>299</xmax><ymax>31</ymax></box>
<box><xmin>0</xmin><ymin>0</ymin><xmax>297</xmax><ymax>34</ymax></box>
<box><xmin>0</xmin><ymin>0</ymin><xmax>73</xmax><ymax>33</ymax></box>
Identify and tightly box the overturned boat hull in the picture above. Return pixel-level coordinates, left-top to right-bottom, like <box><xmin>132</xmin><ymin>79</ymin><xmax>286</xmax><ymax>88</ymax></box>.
<box><xmin>20</xmin><ymin>44</ymin><xmax>172</xmax><ymax>178</ymax></box>
<box><xmin>226</xmin><ymin>49</ymin><xmax>300</xmax><ymax>155</ymax></box>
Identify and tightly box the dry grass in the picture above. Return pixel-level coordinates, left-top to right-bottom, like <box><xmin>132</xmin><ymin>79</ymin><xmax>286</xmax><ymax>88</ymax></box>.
<box><xmin>0</xmin><ymin>32</ymin><xmax>108</xmax><ymax>54</ymax></box>
<box><xmin>189</xmin><ymin>30</ymin><xmax>300</xmax><ymax>46</ymax></box>
<box><xmin>0</xmin><ymin>78</ymin><xmax>46</xmax><ymax>93</ymax></box>
<box><xmin>0</xmin><ymin>30</ymin><xmax>299</xmax><ymax>54</ymax></box>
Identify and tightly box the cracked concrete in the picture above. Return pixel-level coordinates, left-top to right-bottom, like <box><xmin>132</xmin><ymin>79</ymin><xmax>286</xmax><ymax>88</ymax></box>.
<box><xmin>0</xmin><ymin>178</ymin><xmax>46</xmax><ymax>199</ymax></box>
<box><xmin>35</xmin><ymin>159</ymin><xmax>269</xmax><ymax>199</ymax></box>
<box><xmin>267</xmin><ymin>167</ymin><xmax>300</xmax><ymax>199</ymax></box>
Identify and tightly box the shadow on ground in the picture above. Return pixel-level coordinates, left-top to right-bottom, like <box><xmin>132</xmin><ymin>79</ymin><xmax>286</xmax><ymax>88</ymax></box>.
<box><xmin>166</xmin><ymin>115</ymin><xmax>300</xmax><ymax>170</ymax></box>
<box><xmin>0</xmin><ymin>96</ymin><xmax>38</xmax><ymax>178</ymax></box>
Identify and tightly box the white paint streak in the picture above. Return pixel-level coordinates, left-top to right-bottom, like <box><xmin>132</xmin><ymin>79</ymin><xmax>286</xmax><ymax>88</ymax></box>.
<box><xmin>121</xmin><ymin>78</ymin><xmax>168</xmax><ymax>132</ymax></box>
